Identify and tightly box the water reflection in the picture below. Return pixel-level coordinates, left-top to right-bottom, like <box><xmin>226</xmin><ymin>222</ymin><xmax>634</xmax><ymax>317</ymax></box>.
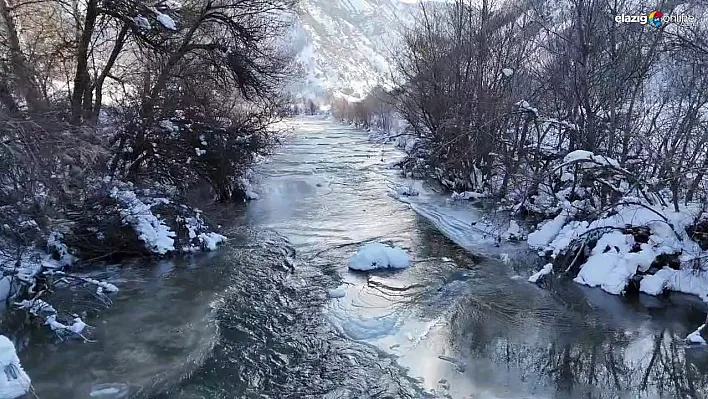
<box><xmin>419</xmin><ymin>216</ymin><xmax>708</xmax><ymax>398</ymax></box>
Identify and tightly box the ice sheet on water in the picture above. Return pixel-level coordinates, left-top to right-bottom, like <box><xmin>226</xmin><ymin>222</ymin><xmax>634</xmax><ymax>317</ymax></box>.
<box><xmin>89</xmin><ymin>383</ymin><xmax>131</xmax><ymax>398</ymax></box>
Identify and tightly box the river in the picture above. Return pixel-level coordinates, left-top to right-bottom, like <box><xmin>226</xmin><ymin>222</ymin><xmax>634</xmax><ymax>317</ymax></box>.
<box><xmin>18</xmin><ymin>117</ymin><xmax>708</xmax><ymax>398</ymax></box>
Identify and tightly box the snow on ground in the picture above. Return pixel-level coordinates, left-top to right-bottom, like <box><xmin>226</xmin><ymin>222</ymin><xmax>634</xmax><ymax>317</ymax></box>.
<box><xmin>47</xmin><ymin>231</ymin><xmax>78</xmax><ymax>266</ymax></box>
<box><xmin>0</xmin><ymin>335</ymin><xmax>31</xmax><ymax>399</ymax></box>
<box><xmin>110</xmin><ymin>187</ymin><xmax>176</xmax><ymax>254</ymax></box>
<box><xmin>198</xmin><ymin>232</ymin><xmax>227</xmax><ymax>251</ymax></box>
<box><xmin>450</xmin><ymin>191</ymin><xmax>486</xmax><ymax>201</ymax></box>
<box><xmin>562</xmin><ymin>149</ymin><xmax>620</xmax><ymax>167</ymax></box>
<box><xmin>525</xmin><ymin>199</ymin><xmax>708</xmax><ymax>299</ymax></box>
<box><xmin>527</xmin><ymin>211</ymin><xmax>570</xmax><ymax>250</ymax></box>
<box><xmin>360</xmin><ymin>120</ymin><xmax>708</xmax><ymax>303</ymax></box>
<box><xmin>349</xmin><ymin>243</ymin><xmax>410</xmax><ymax>270</ymax></box>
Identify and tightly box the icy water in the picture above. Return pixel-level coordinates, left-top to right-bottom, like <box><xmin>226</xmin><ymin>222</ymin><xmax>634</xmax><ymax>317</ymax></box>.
<box><xmin>18</xmin><ymin>117</ymin><xmax>708</xmax><ymax>398</ymax></box>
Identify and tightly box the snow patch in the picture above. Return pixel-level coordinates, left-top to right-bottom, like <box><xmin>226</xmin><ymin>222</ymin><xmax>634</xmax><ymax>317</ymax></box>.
<box><xmin>110</xmin><ymin>187</ymin><xmax>176</xmax><ymax>254</ymax></box>
<box><xmin>528</xmin><ymin>263</ymin><xmax>552</xmax><ymax>283</ymax></box>
<box><xmin>0</xmin><ymin>335</ymin><xmax>31</xmax><ymax>399</ymax></box>
<box><xmin>155</xmin><ymin>13</ymin><xmax>176</xmax><ymax>30</ymax></box>
<box><xmin>198</xmin><ymin>232</ymin><xmax>227</xmax><ymax>251</ymax></box>
<box><xmin>392</xmin><ymin>184</ymin><xmax>419</xmax><ymax>197</ymax></box>
<box><xmin>687</xmin><ymin>325</ymin><xmax>707</xmax><ymax>345</ymax></box>
<box><xmin>47</xmin><ymin>231</ymin><xmax>77</xmax><ymax>266</ymax></box>
<box><xmin>527</xmin><ymin>211</ymin><xmax>569</xmax><ymax>249</ymax></box>
<box><xmin>450</xmin><ymin>191</ymin><xmax>486</xmax><ymax>201</ymax></box>
<box><xmin>563</xmin><ymin>150</ymin><xmax>620</xmax><ymax>167</ymax></box>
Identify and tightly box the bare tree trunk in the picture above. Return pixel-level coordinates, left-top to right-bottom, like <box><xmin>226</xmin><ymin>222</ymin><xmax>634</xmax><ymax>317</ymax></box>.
<box><xmin>91</xmin><ymin>23</ymin><xmax>130</xmax><ymax>121</ymax></box>
<box><xmin>0</xmin><ymin>0</ymin><xmax>44</xmax><ymax>112</ymax></box>
<box><xmin>71</xmin><ymin>0</ymin><xmax>99</xmax><ymax>124</ymax></box>
<box><xmin>0</xmin><ymin>78</ymin><xmax>18</xmax><ymax>113</ymax></box>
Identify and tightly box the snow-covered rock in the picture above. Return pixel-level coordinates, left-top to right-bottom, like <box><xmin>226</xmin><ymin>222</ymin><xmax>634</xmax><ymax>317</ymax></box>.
<box><xmin>504</xmin><ymin>220</ymin><xmax>522</xmax><ymax>239</ymax></box>
<box><xmin>349</xmin><ymin>243</ymin><xmax>410</xmax><ymax>271</ymax></box>
<box><xmin>198</xmin><ymin>232</ymin><xmax>227</xmax><ymax>251</ymax></box>
<box><xmin>526</xmin><ymin>198</ymin><xmax>708</xmax><ymax>300</ymax></box>
<box><xmin>0</xmin><ymin>335</ymin><xmax>31</xmax><ymax>399</ymax></box>
<box><xmin>392</xmin><ymin>185</ymin><xmax>419</xmax><ymax>197</ymax></box>
<box><xmin>687</xmin><ymin>324</ymin><xmax>707</xmax><ymax>345</ymax></box>
<box><xmin>528</xmin><ymin>263</ymin><xmax>553</xmax><ymax>283</ymax></box>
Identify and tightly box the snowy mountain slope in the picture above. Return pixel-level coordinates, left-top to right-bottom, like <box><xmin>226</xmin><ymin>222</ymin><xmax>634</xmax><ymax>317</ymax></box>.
<box><xmin>287</xmin><ymin>0</ymin><xmax>419</xmax><ymax>101</ymax></box>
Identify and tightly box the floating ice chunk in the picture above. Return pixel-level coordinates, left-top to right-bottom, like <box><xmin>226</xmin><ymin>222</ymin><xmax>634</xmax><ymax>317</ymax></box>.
<box><xmin>327</xmin><ymin>286</ymin><xmax>347</xmax><ymax>298</ymax></box>
<box><xmin>348</xmin><ymin>243</ymin><xmax>410</xmax><ymax>271</ymax></box>
<box><xmin>502</xmin><ymin>68</ymin><xmax>514</xmax><ymax>77</ymax></box>
<box><xmin>528</xmin><ymin>263</ymin><xmax>552</xmax><ymax>283</ymax></box>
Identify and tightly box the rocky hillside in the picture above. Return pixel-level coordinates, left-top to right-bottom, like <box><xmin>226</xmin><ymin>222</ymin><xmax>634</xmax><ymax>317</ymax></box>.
<box><xmin>287</xmin><ymin>0</ymin><xmax>418</xmax><ymax>101</ymax></box>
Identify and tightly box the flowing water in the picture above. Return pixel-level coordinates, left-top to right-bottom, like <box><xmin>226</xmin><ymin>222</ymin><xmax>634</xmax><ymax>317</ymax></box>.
<box><xmin>18</xmin><ymin>117</ymin><xmax>708</xmax><ymax>399</ymax></box>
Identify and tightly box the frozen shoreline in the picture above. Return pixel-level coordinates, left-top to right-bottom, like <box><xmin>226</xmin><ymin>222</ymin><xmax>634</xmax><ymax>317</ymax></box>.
<box><xmin>362</xmin><ymin>121</ymin><xmax>708</xmax><ymax>310</ymax></box>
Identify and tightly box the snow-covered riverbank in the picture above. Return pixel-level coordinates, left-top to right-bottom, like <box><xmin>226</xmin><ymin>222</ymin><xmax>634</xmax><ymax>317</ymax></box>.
<box><xmin>363</xmin><ymin>121</ymin><xmax>708</xmax><ymax>314</ymax></box>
